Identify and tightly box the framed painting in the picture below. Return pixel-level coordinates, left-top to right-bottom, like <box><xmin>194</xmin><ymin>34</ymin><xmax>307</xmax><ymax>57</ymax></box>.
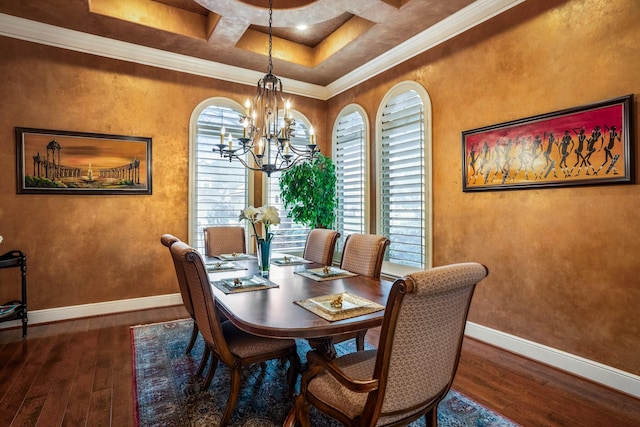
<box><xmin>462</xmin><ymin>94</ymin><xmax>633</xmax><ymax>192</ymax></box>
<box><xmin>16</xmin><ymin>127</ymin><xmax>152</xmax><ymax>195</ymax></box>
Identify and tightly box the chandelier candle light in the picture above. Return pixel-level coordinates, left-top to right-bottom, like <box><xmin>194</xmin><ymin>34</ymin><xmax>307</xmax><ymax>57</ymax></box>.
<box><xmin>213</xmin><ymin>0</ymin><xmax>319</xmax><ymax>176</ymax></box>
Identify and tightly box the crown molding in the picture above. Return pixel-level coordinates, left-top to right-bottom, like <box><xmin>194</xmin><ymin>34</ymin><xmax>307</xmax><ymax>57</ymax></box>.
<box><xmin>326</xmin><ymin>0</ymin><xmax>525</xmax><ymax>97</ymax></box>
<box><xmin>0</xmin><ymin>13</ymin><xmax>328</xmax><ymax>99</ymax></box>
<box><xmin>0</xmin><ymin>0</ymin><xmax>522</xmax><ymax>101</ymax></box>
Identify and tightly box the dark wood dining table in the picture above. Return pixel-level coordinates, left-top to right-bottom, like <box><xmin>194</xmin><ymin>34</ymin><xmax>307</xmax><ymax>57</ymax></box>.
<box><xmin>205</xmin><ymin>255</ymin><xmax>392</xmax><ymax>355</ymax></box>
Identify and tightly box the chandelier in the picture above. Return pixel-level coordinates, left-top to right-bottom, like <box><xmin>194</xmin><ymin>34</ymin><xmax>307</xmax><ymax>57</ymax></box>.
<box><xmin>213</xmin><ymin>0</ymin><xmax>319</xmax><ymax>177</ymax></box>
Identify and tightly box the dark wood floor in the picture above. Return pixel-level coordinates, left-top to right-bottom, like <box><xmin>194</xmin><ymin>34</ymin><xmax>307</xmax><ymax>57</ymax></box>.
<box><xmin>0</xmin><ymin>306</ymin><xmax>638</xmax><ymax>426</ymax></box>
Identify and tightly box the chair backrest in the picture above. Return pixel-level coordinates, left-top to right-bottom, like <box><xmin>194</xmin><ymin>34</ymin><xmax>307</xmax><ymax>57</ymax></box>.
<box><xmin>203</xmin><ymin>226</ymin><xmax>246</xmax><ymax>257</ymax></box>
<box><xmin>161</xmin><ymin>234</ymin><xmax>195</xmax><ymax>318</ymax></box>
<box><xmin>170</xmin><ymin>241</ymin><xmax>235</xmax><ymax>363</ymax></box>
<box><xmin>366</xmin><ymin>262</ymin><xmax>488</xmax><ymax>425</ymax></box>
<box><xmin>303</xmin><ymin>229</ymin><xmax>340</xmax><ymax>265</ymax></box>
<box><xmin>339</xmin><ymin>233</ymin><xmax>390</xmax><ymax>278</ymax></box>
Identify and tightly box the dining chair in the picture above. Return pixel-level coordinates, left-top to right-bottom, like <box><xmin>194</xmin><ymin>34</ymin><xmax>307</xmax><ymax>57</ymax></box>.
<box><xmin>284</xmin><ymin>262</ymin><xmax>489</xmax><ymax>427</ymax></box>
<box><xmin>160</xmin><ymin>234</ymin><xmax>199</xmax><ymax>354</ymax></box>
<box><xmin>203</xmin><ymin>226</ymin><xmax>246</xmax><ymax>257</ymax></box>
<box><xmin>339</xmin><ymin>233</ymin><xmax>390</xmax><ymax>278</ymax></box>
<box><xmin>170</xmin><ymin>241</ymin><xmax>301</xmax><ymax>427</ymax></box>
<box><xmin>336</xmin><ymin>233</ymin><xmax>390</xmax><ymax>350</ymax></box>
<box><xmin>303</xmin><ymin>228</ymin><xmax>340</xmax><ymax>265</ymax></box>
<box><xmin>162</xmin><ymin>234</ymin><xmax>218</xmax><ymax>379</ymax></box>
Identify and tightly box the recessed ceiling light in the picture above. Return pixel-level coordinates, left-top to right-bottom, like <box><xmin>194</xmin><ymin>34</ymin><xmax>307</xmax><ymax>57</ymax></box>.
<box><xmin>296</xmin><ymin>24</ymin><xmax>308</xmax><ymax>31</ymax></box>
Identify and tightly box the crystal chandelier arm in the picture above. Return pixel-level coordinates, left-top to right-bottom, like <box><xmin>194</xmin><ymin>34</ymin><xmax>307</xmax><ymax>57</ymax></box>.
<box><xmin>212</xmin><ymin>0</ymin><xmax>318</xmax><ymax>176</ymax></box>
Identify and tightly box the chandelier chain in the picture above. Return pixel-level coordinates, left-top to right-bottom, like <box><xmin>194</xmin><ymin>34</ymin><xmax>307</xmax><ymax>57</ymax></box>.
<box><xmin>268</xmin><ymin>0</ymin><xmax>273</xmax><ymax>75</ymax></box>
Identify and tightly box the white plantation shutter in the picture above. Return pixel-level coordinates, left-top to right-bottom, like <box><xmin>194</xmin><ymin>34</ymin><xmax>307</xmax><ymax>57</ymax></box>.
<box><xmin>267</xmin><ymin>115</ymin><xmax>312</xmax><ymax>253</ymax></box>
<box><xmin>193</xmin><ymin>104</ymin><xmax>248</xmax><ymax>253</ymax></box>
<box><xmin>379</xmin><ymin>89</ymin><xmax>426</xmax><ymax>268</ymax></box>
<box><xmin>335</xmin><ymin>110</ymin><xmax>366</xmax><ymax>251</ymax></box>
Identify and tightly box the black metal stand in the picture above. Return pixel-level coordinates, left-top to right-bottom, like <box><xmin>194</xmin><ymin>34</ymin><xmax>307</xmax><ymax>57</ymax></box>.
<box><xmin>0</xmin><ymin>250</ymin><xmax>28</xmax><ymax>338</ymax></box>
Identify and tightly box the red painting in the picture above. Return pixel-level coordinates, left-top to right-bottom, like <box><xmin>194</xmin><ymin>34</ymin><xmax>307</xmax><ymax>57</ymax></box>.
<box><xmin>462</xmin><ymin>95</ymin><xmax>633</xmax><ymax>191</ymax></box>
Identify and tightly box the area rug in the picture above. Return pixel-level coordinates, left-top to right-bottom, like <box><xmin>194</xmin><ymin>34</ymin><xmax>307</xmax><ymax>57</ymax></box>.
<box><xmin>132</xmin><ymin>319</ymin><xmax>519</xmax><ymax>427</ymax></box>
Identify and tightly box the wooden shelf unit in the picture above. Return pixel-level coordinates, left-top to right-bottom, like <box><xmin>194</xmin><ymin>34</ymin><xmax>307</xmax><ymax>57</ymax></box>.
<box><xmin>0</xmin><ymin>250</ymin><xmax>28</xmax><ymax>337</ymax></box>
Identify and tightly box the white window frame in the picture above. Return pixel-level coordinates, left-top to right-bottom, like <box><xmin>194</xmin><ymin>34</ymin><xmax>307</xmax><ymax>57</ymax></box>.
<box><xmin>375</xmin><ymin>81</ymin><xmax>433</xmax><ymax>277</ymax></box>
<box><xmin>332</xmin><ymin>104</ymin><xmax>370</xmax><ymax>259</ymax></box>
<box><xmin>188</xmin><ymin>97</ymin><xmax>254</xmax><ymax>252</ymax></box>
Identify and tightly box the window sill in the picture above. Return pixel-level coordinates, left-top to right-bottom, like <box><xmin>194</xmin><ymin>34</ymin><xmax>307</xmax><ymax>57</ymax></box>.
<box><xmin>381</xmin><ymin>261</ymin><xmax>422</xmax><ymax>280</ymax></box>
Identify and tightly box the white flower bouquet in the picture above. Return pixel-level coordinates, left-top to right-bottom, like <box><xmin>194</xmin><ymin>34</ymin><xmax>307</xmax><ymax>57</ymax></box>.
<box><xmin>239</xmin><ymin>205</ymin><xmax>280</xmax><ymax>244</ymax></box>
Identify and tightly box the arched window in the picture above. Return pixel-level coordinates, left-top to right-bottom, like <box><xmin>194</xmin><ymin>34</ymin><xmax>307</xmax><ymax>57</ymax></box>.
<box><xmin>376</xmin><ymin>82</ymin><xmax>432</xmax><ymax>270</ymax></box>
<box><xmin>333</xmin><ymin>105</ymin><xmax>368</xmax><ymax>253</ymax></box>
<box><xmin>189</xmin><ymin>98</ymin><xmax>249</xmax><ymax>253</ymax></box>
<box><xmin>266</xmin><ymin>110</ymin><xmax>313</xmax><ymax>253</ymax></box>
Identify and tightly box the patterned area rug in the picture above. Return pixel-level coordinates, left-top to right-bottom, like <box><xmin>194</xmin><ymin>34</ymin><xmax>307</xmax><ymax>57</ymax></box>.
<box><xmin>132</xmin><ymin>319</ymin><xmax>519</xmax><ymax>427</ymax></box>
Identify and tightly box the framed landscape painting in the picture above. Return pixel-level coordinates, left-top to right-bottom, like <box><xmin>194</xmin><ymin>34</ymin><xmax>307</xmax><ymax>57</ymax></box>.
<box><xmin>462</xmin><ymin>94</ymin><xmax>633</xmax><ymax>192</ymax></box>
<box><xmin>16</xmin><ymin>127</ymin><xmax>152</xmax><ymax>195</ymax></box>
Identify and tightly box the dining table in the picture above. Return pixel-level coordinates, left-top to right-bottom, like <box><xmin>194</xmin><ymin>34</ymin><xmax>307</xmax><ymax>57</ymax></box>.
<box><xmin>205</xmin><ymin>254</ymin><xmax>393</xmax><ymax>357</ymax></box>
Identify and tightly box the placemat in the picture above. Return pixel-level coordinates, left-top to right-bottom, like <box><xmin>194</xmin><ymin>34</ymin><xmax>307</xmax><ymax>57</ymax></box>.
<box><xmin>295</xmin><ymin>269</ymin><xmax>357</xmax><ymax>282</ymax></box>
<box><xmin>211</xmin><ymin>276</ymin><xmax>279</xmax><ymax>294</ymax></box>
<box><xmin>206</xmin><ymin>261</ymin><xmax>248</xmax><ymax>272</ymax></box>
<box><xmin>216</xmin><ymin>253</ymin><xmax>255</xmax><ymax>261</ymax></box>
<box><xmin>272</xmin><ymin>256</ymin><xmax>312</xmax><ymax>266</ymax></box>
<box><xmin>295</xmin><ymin>292</ymin><xmax>384</xmax><ymax>321</ymax></box>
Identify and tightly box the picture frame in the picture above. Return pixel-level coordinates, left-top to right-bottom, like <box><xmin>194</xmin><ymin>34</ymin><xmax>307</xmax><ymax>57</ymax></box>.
<box><xmin>462</xmin><ymin>94</ymin><xmax>633</xmax><ymax>192</ymax></box>
<box><xmin>16</xmin><ymin>127</ymin><xmax>152</xmax><ymax>195</ymax></box>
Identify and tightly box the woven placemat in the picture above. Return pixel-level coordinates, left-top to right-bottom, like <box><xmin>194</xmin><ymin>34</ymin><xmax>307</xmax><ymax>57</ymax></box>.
<box><xmin>211</xmin><ymin>277</ymin><xmax>279</xmax><ymax>294</ymax></box>
<box><xmin>272</xmin><ymin>257</ymin><xmax>312</xmax><ymax>266</ymax></box>
<box><xmin>295</xmin><ymin>270</ymin><xmax>357</xmax><ymax>282</ymax></box>
<box><xmin>206</xmin><ymin>261</ymin><xmax>248</xmax><ymax>273</ymax></box>
<box><xmin>215</xmin><ymin>253</ymin><xmax>256</xmax><ymax>261</ymax></box>
<box><xmin>294</xmin><ymin>292</ymin><xmax>384</xmax><ymax>321</ymax></box>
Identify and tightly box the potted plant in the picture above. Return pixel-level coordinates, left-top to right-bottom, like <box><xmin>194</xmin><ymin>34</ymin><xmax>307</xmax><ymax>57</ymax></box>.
<box><xmin>279</xmin><ymin>153</ymin><xmax>337</xmax><ymax>229</ymax></box>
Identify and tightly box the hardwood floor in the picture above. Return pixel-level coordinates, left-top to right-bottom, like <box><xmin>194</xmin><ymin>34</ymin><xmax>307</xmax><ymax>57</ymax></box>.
<box><xmin>0</xmin><ymin>306</ymin><xmax>638</xmax><ymax>426</ymax></box>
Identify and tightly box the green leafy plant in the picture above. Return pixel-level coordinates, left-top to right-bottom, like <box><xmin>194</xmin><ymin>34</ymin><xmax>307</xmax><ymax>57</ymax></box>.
<box><xmin>279</xmin><ymin>154</ymin><xmax>337</xmax><ymax>229</ymax></box>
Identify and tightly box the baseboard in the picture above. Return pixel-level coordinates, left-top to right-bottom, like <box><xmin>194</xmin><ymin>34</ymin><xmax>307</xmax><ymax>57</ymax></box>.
<box><xmin>465</xmin><ymin>321</ymin><xmax>640</xmax><ymax>399</ymax></box>
<box><xmin>1</xmin><ymin>297</ymin><xmax>637</xmax><ymax>399</ymax></box>
<box><xmin>0</xmin><ymin>293</ymin><xmax>183</xmax><ymax>328</ymax></box>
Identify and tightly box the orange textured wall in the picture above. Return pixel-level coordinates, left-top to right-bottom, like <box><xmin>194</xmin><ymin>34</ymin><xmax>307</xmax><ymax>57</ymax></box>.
<box><xmin>0</xmin><ymin>38</ymin><xmax>326</xmax><ymax>311</ymax></box>
<box><xmin>326</xmin><ymin>0</ymin><xmax>639</xmax><ymax>375</ymax></box>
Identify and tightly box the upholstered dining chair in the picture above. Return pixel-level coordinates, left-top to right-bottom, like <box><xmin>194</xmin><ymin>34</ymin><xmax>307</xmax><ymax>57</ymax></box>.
<box><xmin>336</xmin><ymin>233</ymin><xmax>390</xmax><ymax>350</ymax></box>
<box><xmin>339</xmin><ymin>233</ymin><xmax>390</xmax><ymax>278</ymax></box>
<box><xmin>160</xmin><ymin>234</ymin><xmax>200</xmax><ymax>354</ymax></box>
<box><xmin>204</xmin><ymin>226</ymin><xmax>246</xmax><ymax>257</ymax></box>
<box><xmin>284</xmin><ymin>262</ymin><xmax>489</xmax><ymax>427</ymax></box>
<box><xmin>162</xmin><ymin>233</ymin><xmax>217</xmax><ymax>379</ymax></box>
<box><xmin>170</xmin><ymin>241</ymin><xmax>301</xmax><ymax>427</ymax></box>
<box><xmin>303</xmin><ymin>228</ymin><xmax>340</xmax><ymax>265</ymax></box>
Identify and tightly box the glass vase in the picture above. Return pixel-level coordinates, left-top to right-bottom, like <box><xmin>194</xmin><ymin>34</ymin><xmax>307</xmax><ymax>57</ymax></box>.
<box><xmin>256</xmin><ymin>240</ymin><xmax>271</xmax><ymax>276</ymax></box>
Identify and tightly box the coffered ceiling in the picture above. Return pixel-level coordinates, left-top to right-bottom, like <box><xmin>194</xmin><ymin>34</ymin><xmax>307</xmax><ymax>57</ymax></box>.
<box><xmin>0</xmin><ymin>0</ymin><xmax>524</xmax><ymax>98</ymax></box>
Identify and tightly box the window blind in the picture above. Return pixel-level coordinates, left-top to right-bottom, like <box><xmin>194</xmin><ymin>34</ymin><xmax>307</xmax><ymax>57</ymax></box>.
<box><xmin>267</xmin><ymin>117</ymin><xmax>312</xmax><ymax>253</ymax></box>
<box><xmin>380</xmin><ymin>90</ymin><xmax>425</xmax><ymax>268</ymax></box>
<box><xmin>335</xmin><ymin>110</ymin><xmax>366</xmax><ymax>251</ymax></box>
<box><xmin>194</xmin><ymin>105</ymin><xmax>248</xmax><ymax>253</ymax></box>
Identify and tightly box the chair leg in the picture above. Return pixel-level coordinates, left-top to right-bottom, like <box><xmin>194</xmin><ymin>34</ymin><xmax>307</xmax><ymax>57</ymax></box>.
<box><xmin>202</xmin><ymin>354</ymin><xmax>219</xmax><ymax>391</ymax></box>
<box><xmin>220</xmin><ymin>367</ymin><xmax>242</xmax><ymax>426</ymax></box>
<box><xmin>425</xmin><ymin>406</ymin><xmax>438</xmax><ymax>427</ymax></box>
<box><xmin>287</xmin><ymin>351</ymin><xmax>302</xmax><ymax>397</ymax></box>
<box><xmin>295</xmin><ymin>394</ymin><xmax>312</xmax><ymax>427</ymax></box>
<box><xmin>355</xmin><ymin>329</ymin><xmax>367</xmax><ymax>351</ymax></box>
<box><xmin>197</xmin><ymin>345</ymin><xmax>211</xmax><ymax>377</ymax></box>
<box><xmin>186</xmin><ymin>321</ymin><xmax>199</xmax><ymax>354</ymax></box>
<box><xmin>283</xmin><ymin>406</ymin><xmax>297</xmax><ymax>427</ymax></box>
